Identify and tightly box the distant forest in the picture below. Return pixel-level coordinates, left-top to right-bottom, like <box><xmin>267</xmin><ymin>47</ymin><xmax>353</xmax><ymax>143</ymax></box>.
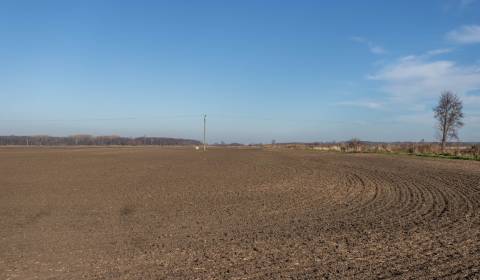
<box><xmin>0</xmin><ymin>135</ymin><xmax>201</xmax><ymax>146</ymax></box>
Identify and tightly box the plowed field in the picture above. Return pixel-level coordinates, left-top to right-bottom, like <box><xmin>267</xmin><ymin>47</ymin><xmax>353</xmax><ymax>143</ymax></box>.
<box><xmin>1</xmin><ymin>147</ymin><xmax>479</xmax><ymax>279</ymax></box>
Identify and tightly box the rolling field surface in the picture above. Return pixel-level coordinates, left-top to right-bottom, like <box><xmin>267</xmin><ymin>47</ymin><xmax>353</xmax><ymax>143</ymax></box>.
<box><xmin>1</xmin><ymin>147</ymin><xmax>479</xmax><ymax>279</ymax></box>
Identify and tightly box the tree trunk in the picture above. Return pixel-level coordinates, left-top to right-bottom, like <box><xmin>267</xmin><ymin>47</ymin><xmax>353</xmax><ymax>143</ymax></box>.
<box><xmin>441</xmin><ymin>128</ymin><xmax>447</xmax><ymax>152</ymax></box>
<box><xmin>441</xmin><ymin>113</ymin><xmax>448</xmax><ymax>153</ymax></box>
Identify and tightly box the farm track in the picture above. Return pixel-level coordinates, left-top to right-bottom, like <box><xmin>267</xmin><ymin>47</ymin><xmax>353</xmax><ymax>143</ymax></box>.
<box><xmin>0</xmin><ymin>147</ymin><xmax>479</xmax><ymax>279</ymax></box>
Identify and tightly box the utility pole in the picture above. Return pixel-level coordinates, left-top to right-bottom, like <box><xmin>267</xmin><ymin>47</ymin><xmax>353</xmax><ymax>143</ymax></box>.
<box><xmin>203</xmin><ymin>114</ymin><xmax>207</xmax><ymax>151</ymax></box>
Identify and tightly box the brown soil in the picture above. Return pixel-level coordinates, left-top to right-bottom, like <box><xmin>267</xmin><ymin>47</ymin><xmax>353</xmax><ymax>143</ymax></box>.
<box><xmin>1</xmin><ymin>147</ymin><xmax>479</xmax><ymax>279</ymax></box>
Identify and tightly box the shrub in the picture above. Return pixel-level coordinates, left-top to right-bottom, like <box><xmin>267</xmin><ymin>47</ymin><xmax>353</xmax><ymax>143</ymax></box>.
<box><xmin>472</xmin><ymin>145</ymin><xmax>480</xmax><ymax>160</ymax></box>
<box><xmin>347</xmin><ymin>138</ymin><xmax>362</xmax><ymax>152</ymax></box>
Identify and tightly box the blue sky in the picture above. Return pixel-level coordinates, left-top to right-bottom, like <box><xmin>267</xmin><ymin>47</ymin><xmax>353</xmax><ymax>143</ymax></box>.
<box><xmin>1</xmin><ymin>0</ymin><xmax>479</xmax><ymax>143</ymax></box>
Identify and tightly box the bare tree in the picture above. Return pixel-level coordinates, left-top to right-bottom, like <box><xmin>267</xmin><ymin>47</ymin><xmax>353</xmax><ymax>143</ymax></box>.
<box><xmin>347</xmin><ymin>138</ymin><xmax>362</xmax><ymax>152</ymax></box>
<box><xmin>433</xmin><ymin>91</ymin><xmax>464</xmax><ymax>152</ymax></box>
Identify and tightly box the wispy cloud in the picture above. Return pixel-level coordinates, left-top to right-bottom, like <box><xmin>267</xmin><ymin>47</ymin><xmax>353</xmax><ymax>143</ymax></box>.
<box><xmin>369</xmin><ymin>53</ymin><xmax>480</xmax><ymax>103</ymax></box>
<box><xmin>465</xmin><ymin>114</ymin><xmax>480</xmax><ymax>125</ymax></box>
<box><xmin>443</xmin><ymin>0</ymin><xmax>477</xmax><ymax>12</ymax></box>
<box><xmin>464</xmin><ymin>92</ymin><xmax>480</xmax><ymax>106</ymax></box>
<box><xmin>425</xmin><ymin>48</ymin><xmax>453</xmax><ymax>56</ymax></box>
<box><xmin>350</xmin><ymin>36</ymin><xmax>387</xmax><ymax>54</ymax></box>
<box><xmin>397</xmin><ymin>48</ymin><xmax>453</xmax><ymax>63</ymax></box>
<box><xmin>460</xmin><ymin>0</ymin><xmax>477</xmax><ymax>9</ymax></box>
<box><xmin>395</xmin><ymin>112</ymin><xmax>434</xmax><ymax>125</ymax></box>
<box><xmin>446</xmin><ymin>25</ymin><xmax>480</xmax><ymax>44</ymax></box>
<box><xmin>336</xmin><ymin>101</ymin><xmax>383</xmax><ymax>109</ymax></box>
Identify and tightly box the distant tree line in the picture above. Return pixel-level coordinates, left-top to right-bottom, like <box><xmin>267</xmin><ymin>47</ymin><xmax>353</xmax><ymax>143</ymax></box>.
<box><xmin>212</xmin><ymin>141</ymin><xmax>244</xmax><ymax>146</ymax></box>
<box><xmin>0</xmin><ymin>135</ymin><xmax>201</xmax><ymax>146</ymax></box>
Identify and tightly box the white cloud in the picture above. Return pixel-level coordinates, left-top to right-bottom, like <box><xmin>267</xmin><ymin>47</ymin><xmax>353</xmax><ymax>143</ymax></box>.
<box><xmin>397</xmin><ymin>48</ymin><xmax>452</xmax><ymax>63</ymax></box>
<box><xmin>369</xmin><ymin>55</ymin><xmax>480</xmax><ymax>103</ymax></box>
<box><xmin>446</xmin><ymin>25</ymin><xmax>480</xmax><ymax>44</ymax></box>
<box><xmin>369</xmin><ymin>46</ymin><xmax>387</xmax><ymax>55</ymax></box>
<box><xmin>350</xmin><ymin>36</ymin><xmax>387</xmax><ymax>54</ymax></box>
<box><xmin>425</xmin><ymin>48</ymin><xmax>453</xmax><ymax>56</ymax></box>
<box><xmin>336</xmin><ymin>101</ymin><xmax>383</xmax><ymax>109</ymax></box>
